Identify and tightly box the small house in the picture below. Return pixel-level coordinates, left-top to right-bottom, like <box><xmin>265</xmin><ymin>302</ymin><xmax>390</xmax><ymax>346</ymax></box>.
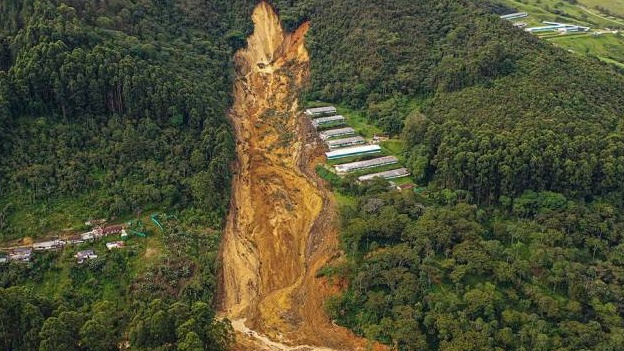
<box><xmin>319</xmin><ymin>127</ymin><xmax>356</xmax><ymax>140</ymax></box>
<box><xmin>357</xmin><ymin>168</ymin><xmax>410</xmax><ymax>182</ymax></box>
<box><xmin>81</xmin><ymin>231</ymin><xmax>96</xmax><ymax>241</ymax></box>
<box><xmin>500</xmin><ymin>12</ymin><xmax>528</xmax><ymax>20</ymax></box>
<box><xmin>66</xmin><ymin>235</ymin><xmax>85</xmax><ymax>245</ymax></box>
<box><xmin>75</xmin><ymin>249</ymin><xmax>98</xmax><ymax>264</ymax></box>
<box><xmin>326</xmin><ymin>136</ymin><xmax>366</xmax><ymax>150</ymax></box>
<box><xmin>102</xmin><ymin>225</ymin><xmax>123</xmax><ymax>236</ymax></box>
<box><xmin>9</xmin><ymin>248</ymin><xmax>33</xmax><ymax>262</ymax></box>
<box><xmin>325</xmin><ymin>144</ymin><xmax>382</xmax><ymax>160</ymax></box>
<box><xmin>334</xmin><ymin>156</ymin><xmax>399</xmax><ymax>174</ymax></box>
<box><xmin>311</xmin><ymin>115</ymin><xmax>346</xmax><ymax>129</ymax></box>
<box><xmin>397</xmin><ymin>183</ymin><xmax>416</xmax><ymax>191</ymax></box>
<box><xmin>106</xmin><ymin>241</ymin><xmax>124</xmax><ymax>250</ymax></box>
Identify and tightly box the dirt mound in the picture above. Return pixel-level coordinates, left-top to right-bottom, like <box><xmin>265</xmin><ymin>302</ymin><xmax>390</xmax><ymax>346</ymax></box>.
<box><xmin>219</xmin><ymin>2</ymin><xmax>386</xmax><ymax>350</ymax></box>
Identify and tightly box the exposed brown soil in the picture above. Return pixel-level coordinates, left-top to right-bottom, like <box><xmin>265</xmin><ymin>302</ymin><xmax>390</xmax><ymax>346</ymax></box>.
<box><xmin>219</xmin><ymin>2</ymin><xmax>387</xmax><ymax>350</ymax></box>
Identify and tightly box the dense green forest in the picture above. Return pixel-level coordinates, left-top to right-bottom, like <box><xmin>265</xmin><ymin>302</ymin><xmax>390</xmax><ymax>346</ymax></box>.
<box><xmin>323</xmin><ymin>184</ymin><xmax>624</xmax><ymax>350</ymax></box>
<box><xmin>0</xmin><ymin>220</ymin><xmax>233</xmax><ymax>351</ymax></box>
<box><xmin>274</xmin><ymin>0</ymin><xmax>624</xmax><ymax>350</ymax></box>
<box><xmin>3</xmin><ymin>0</ymin><xmax>624</xmax><ymax>350</ymax></box>
<box><xmin>0</xmin><ymin>0</ymin><xmax>236</xmax><ymax>238</ymax></box>
<box><xmin>300</xmin><ymin>0</ymin><xmax>624</xmax><ymax>204</ymax></box>
<box><xmin>0</xmin><ymin>0</ymin><xmax>241</xmax><ymax>349</ymax></box>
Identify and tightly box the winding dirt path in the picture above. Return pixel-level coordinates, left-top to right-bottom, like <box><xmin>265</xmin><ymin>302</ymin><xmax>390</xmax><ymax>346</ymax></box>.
<box><xmin>219</xmin><ymin>2</ymin><xmax>386</xmax><ymax>350</ymax></box>
<box><xmin>578</xmin><ymin>5</ymin><xmax>624</xmax><ymax>26</ymax></box>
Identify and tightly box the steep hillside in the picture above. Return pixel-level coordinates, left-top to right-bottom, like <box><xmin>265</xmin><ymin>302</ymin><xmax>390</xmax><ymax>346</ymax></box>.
<box><xmin>264</xmin><ymin>1</ymin><xmax>624</xmax><ymax>350</ymax></box>
<box><xmin>487</xmin><ymin>0</ymin><xmax>624</xmax><ymax>67</ymax></box>
<box><xmin>220</xmin><ymin>2</ymin><xmax>382</xmax><ymax>349</ymax></box>
<box><xmin>0</xmin><ymin>0</ymin><xmax>236</xmax><ymax>350</ymax></box>
<box><xmin>0</xmin><ymin>0</ymin><xmax>234</xmax><ymax>239</ymax></box>
<box><xmin>287</xmin><ymin>0</ymin><xmax>624</xmax><ymax>204</ymax></box>
<box><xmin>3</xmin><ymin>0</ymin><xmax>624</xmax><ymax>350</ymax></box>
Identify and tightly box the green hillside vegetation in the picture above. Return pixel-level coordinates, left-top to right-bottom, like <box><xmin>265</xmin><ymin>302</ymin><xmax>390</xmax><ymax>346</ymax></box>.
<box><xmin>0</xmin><ymin>0</ymin><xmax>236</xmax><ymax>240</ymax></box>
<box><xmin>0</xmin><ymin>218</ymin><xmax>233</xmax><ymax>351</ymax></box>
<box><xmin>267</xmin><ymin>0</ymin><xmax>624</xmax><ymax>350</ymax></box>
<box><xmin>299</xmin><ymin>0</ymin><xmax>624</xmax><ymax>204</ymax></box>
<box><xmin>547</xmin><ymin>32</ymin><xmax>624</xmax><ymax>67</ymax></box>
<box><xmin>3</xmin><ymin>0</ymin><xmax>624</xmax><ymax>350</ymax></box>
<box><xmin>0</xmin><ymin>0</ymin><xmax>240</xmax><ymax>349</ymax></box>
<box><xmin>325</xmin><ymin>187</ymin><xmax>624</xmax><ymax>350</ymax></box>
<box><xmin>581</xmin><ymin>0</ymin><xmax>624</xmax><ymax>18</ymax></box>
<box><xmin>492</xmin><ymin>0</ymin><xmax>624</xmax><ymax>65</ymax></box>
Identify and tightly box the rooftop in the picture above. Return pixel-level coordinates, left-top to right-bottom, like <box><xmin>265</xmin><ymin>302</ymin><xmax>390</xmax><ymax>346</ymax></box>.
<box><xmin>106</xmin><ymin>241</ymin><xmax>124</xmax><ymax>250</ymax></box>
<box><xmin>319</xmin><ymin>127</ymin><xmax>356</xmax><ymax>140</ymax></box>
<box><xmin>76</xmin><ymin>249</ymin><xmax>95</xmax><ymax>255</ymax></box>
<box><xmin>326</xmin><ymin>136</ymin><xmax>365</xmax><ymax>149</ymax></box>
<box><xmin>335</xmin><ymin>156</ymin><xmax>399</xmax><ymax>173</ymax></box>
<box><xmin>311</xmin><ymin>115</ymin><xmax>345</xmax><ymax>128</ymax></box>
<box><xmin>325</xmin><ymin>144</ymin><xmax>382</xmax><ymax>159</ymax></box>
<box><xmin>358</xmin><ymin>168</ymin><xmax>410</xmax><ymax>182</ymax></box>
<box><xmin>305</xmin><ymin>106</ymin><xmax>337</xmax><ymax>115</ymax></box>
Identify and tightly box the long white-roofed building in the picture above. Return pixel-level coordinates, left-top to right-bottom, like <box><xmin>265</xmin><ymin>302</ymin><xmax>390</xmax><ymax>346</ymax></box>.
<box><xmin>319</xmin><ymin>127</ymin><xmax>356</xmax><ymax>140</ymax></box>
<box><xmin>305</xmin><ymin>106</ymin><xmax>337</xmax><ymax>116</ymax></box>
<box><xmin>334</xmin><ymin>156</ymin><xmax>399</xmax><ymax>174</ymax></box>
<box><xmin>311</xmin><ymin>115</ymin><xmax>345</xmax><ymax>129</ymax></box>
<box><xmin>500</xmin><ymin>12</ymin><xmax>528</xmax><ymax>20</ymax></box>
<box><xmin>358</xmin><ymin>168</ymin><xmax>410</xmax><ymax>182</ymax></box>
<box><xmin>326</xmin><ymin>145</ymin><xmax>381</xmax><ymax>160</ymax></box>
<box><xmin>327</xmin><ymin>136</ymin><xmax>366</xmax><ymax>150</ymax></box>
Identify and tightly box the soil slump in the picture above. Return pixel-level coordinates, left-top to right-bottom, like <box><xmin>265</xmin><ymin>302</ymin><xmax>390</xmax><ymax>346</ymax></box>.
<box><xmin>219</xmin><ymin>2</ymin><xmax>386</xmax><ymax>350</ymax></box>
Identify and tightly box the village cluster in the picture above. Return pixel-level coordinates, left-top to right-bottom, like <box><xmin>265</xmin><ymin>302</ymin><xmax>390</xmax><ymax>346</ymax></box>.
<box><xmin>306</xmin><ymin>106</ymin><xmax>412</xmax><ymax>187</ymax></box>
<box><xmin>0</xmin><ymin>221</ymin><xmax>129</xmax><ymax>265</ymax></box>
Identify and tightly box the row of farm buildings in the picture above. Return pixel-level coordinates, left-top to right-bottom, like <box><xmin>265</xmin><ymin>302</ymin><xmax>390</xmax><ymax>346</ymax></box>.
<box><xmin>305</xmin><ymin>106</ymin><xmax>411</xmax><ymax>183</ymax></box>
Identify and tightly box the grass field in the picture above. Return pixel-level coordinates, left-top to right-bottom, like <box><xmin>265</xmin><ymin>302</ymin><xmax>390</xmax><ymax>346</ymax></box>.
<box><xmin>498</xmin><ymin>0</ymin><xmax>612</xmax><ymax>27</ymax></box>
<box><xmin>380</xmin><ymin>139</ymin><xmax>407</xmax><ymax>160</ymax></box>
<box><xmin>548</xmin><ymin>32</ymin><xmax>624</xmax><ymax>67</ymax></box>
<box><xmin>496</xmin><ymin>0</ymin><xmax>624</xmax><ymax>66</ymax></box>
<box><xmin>580</xmin><ymin>0</ymin><xmax>624</xmax><ymax>19</ymax></box>
<box><xmin>335</xmin><ymin>106</ymin><xmax>383</xmax><ymax>138</ymax></box>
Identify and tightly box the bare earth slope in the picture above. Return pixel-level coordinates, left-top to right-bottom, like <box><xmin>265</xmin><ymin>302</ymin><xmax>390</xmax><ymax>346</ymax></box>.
<box><xmin>219</xmin><ymin>2</ymin><xmax>386</xmax><ymax>350</ymax></box>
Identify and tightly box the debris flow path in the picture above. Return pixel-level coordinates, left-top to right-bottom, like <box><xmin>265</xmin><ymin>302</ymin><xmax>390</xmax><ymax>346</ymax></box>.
<box><xmin>218</xmin><ymin>2</ymin><xmax>386</xmax><ymax>350</ymax></box>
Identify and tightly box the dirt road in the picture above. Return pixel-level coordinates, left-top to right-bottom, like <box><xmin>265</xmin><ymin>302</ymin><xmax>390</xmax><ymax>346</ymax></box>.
<box><xmin>578</xmin><ymin>5</ymin><xmax>624</xmax><ymax>26</ymax></box>
<box><xmin>219</xmin><ymin>2</ymin><xmax>386</xmax><ymax>350</ymax></box>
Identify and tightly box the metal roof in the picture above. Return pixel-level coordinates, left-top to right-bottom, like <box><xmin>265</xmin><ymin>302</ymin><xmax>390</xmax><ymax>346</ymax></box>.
<box><xmin>319</xmin><ymin>127</ymin><xmax>356</xmax><ymax>140</ymax></box>
<box><xmin>311</xmin><ymin>115</ymin><xmax>345</xmax><ymax>128</ymax></box>
<box><xmin>358</xmin><ymin>168</ymin><xmax>410</xmax><ymax>181</ymax></box>
<box><xmin>325</xmin><ymin>145</ymin><xmax>382</xmax><ymax>159</ymax></box>
<box><xmin>335</xmin><ymin>156</ymin><xmax>399</xmax><ymax>173</ymax></box>
<box><xmin>326</xmin><ymin>136</ymin><xmax>365</xmax><ymax>149</ymax></box>
<box><xmin>305</xmin><ymin>106</ymin><xmax>337</xmax><ymax>115</ymax></box>
<box><xmin>76</xmin><ymin>249</ymin><xmax>95</xmax><ymax>255</ymax></box>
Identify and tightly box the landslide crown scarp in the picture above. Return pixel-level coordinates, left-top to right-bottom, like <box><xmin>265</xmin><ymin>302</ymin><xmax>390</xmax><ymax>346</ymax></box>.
<box><xmin>221</xmin><ymin>0</ymin><xmax>315</xmax><ymax>328</ymax></box>
<box><xmin>220</xmin><ymin>2</ymin><xmax>386</xmax><ymax>350</ymax></box>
